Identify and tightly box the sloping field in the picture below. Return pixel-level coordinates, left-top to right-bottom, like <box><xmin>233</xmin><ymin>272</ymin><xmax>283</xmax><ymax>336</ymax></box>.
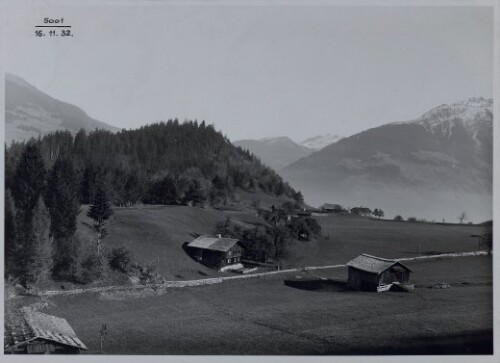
<box><xmin>285</xmin><ymin>213</ymin><xmax>487</xmax><ymax>268</ymax></box>
<box><xmin>37</xmin><ymin>256</ymin><xmax>492</xmax><ymax>354</ymax></box>
<box><xmin>77</xmin><ymin>205</ymin><xmax>253</xmax><ymax>280</ymax></box>
<box><xmin>76</xmin><ymin>205</ymin><xmax>487</xmax><ymax>280</ymax></box>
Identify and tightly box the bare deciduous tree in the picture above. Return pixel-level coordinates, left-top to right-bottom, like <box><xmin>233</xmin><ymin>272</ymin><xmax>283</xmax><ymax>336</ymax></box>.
<box><xmin>458</xmin><ymin>212</ymin><xmax>467</xmax><ymax>224</ymax></box>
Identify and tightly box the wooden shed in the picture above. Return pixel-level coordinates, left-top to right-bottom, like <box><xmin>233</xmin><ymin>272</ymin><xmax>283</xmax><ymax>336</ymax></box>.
<box><xmin>346</xmin><ymin>254</ymin><xmax>412</xmax><ymax>292</ymax></box>
<box><xmin>186</xmin><ymin>235</ymin><xmax>244</xmax><ymax>269</ymax></box>
<box><xmin>4</xmin><ymin>311</ymin><xmax>88</xmax><ymax>354</ymax></box>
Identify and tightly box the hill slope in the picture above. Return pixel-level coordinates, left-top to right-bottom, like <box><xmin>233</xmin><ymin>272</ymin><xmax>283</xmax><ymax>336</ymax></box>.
<box><xmin>75</xmin><ymin>205</ymin><xmax>487</xmax><ymax>281</ymax></box>
<box><xmin>281</xmin><ymin>98</ymin><xmax>493</xmax><ymax>222</ymax></box>
<box><xmin>234</xmin><ymin>137</ymin><xmax>313</xmax><ymax>170</ymax></box>
<box><xmin>6</xmin><ymin>121</ymin><xmax>302</xmax><ymax>207</ymax></box>
<box><xmin>5</xmin><ymin>73</ymin><xmax>120</xmax><ymax>143</ymax></box>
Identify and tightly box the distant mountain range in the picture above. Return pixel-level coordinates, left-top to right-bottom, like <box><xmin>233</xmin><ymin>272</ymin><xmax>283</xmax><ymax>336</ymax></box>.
<box><xmin>233</xmin><ymin>137</ymin><xmax>313</xmax><ymax>170</ymax></box>
<box><xmin>5</xmin><ymin>73</ymin><xmax>492</xmax><ymax>222</ymax></box>
<box><xmin>233</xmin><ymin>134</ymin><xmax>342</xmax><ymax>170</ymax></box>
<box><xmin>5</xmin><ymin>73</ymin><xmax>119</xmax><ymax>144</ymax></box>
<box><xmin>281</xmin><ymin>97</ymin><xmax>493</xmax><ymax>223</ymax></box>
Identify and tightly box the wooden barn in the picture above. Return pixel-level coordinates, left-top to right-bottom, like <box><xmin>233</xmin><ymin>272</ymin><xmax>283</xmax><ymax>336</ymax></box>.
<box><xmin>346</xmin><ymin>254</ymin><xmax>412</xmax><ymax>292</ymax></box>
<box><xmin>4</xmin><ymin>311</ymin><xmax>88</xmax><ymax>354</ymax></box>
<box><xmin>186</xmin><ymin>235</ymin><xmax>244</xmax><ymax>269</ymax></box>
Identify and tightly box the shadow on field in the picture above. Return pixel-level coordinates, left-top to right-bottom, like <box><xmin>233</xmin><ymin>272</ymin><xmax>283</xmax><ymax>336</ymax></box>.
<box><xmin>324</xmin><ymin>329</ymin><xmax>493</xmax><ymax>355</ymax></box>
<box><xmin>283</xmin><ymin>277</ymin><xmax>347</xmax><ymax>292</ymax></box>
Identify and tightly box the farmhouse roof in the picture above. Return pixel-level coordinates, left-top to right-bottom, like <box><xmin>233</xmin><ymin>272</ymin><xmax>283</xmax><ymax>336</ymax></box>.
<box><xmin>187</xmin><ymin>235</ymin><xmax>240</xmax><ymax>252</ymax></box>
<box><xmin>346</xmin><ymin>254</ymin><xmax>412</xmax><ymax>274</ymax></box>
<box><xmin>4</xmin><ymin>312</ymin><xmax>88</xmax><ymax>352</ymax></box>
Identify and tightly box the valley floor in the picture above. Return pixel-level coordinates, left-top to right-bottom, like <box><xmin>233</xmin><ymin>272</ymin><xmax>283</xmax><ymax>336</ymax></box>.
<box><xmin>10</xmin><ymin>255</ymin><xmax>492</xmax><ymax>355</ymax></box>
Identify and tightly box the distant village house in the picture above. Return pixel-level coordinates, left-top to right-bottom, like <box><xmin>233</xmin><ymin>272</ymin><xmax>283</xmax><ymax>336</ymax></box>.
<box><xmin>346</xmin><ymin>254</ymin><xmax>412</xmax><ymax>292</ymax></box>
<box><xmin>350</xmin><ymin>207</ymin><xmax>372</xmax><ymax>216</ymax></box>
<box><xmin>186</xmin><ymin>235</ymin><xmax>244</xmax><ymax>269</ymax></box>
<box><xmin>4</xmin><ymin>311</ymin><xmax>88</xmax><ymax>354</ymax></box>
<box><xmin>320</xmin><ymin>204</ymin><xmax>343</xmax><ymax>213</ymax></box>
<box><xmin>294</xmin><ymin>208</ymin><xmax>313</xmax><ymax>217</ymax></box>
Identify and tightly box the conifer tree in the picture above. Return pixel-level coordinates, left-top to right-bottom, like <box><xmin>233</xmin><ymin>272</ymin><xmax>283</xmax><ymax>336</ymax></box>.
<box><xmin>46</xmin><ymin>158</ymin><xmax>80</xmax><ymax>278</ymax></box>
<box><xmin>31</xmin><ymin>197</ymin><xmax>53</xmax><ymax>284</ymax></box>
<box><xmin>11</xmin><ymin>144</ymin><xmax>46</xmax><ymax>285</ymax></box>
<box><xmin>87</xmin><ymin>186</ymin><xmax>113</xmax><ymax>256</ymax></box>
<box><xmin>5</xmin><ymin>189</ymin><xmax>18</xmax><ymax>278</ymax></box>
<box><xmin>12</xmin><ymin>143</ymin><xmax>46</xmax><ymax>214</ymax></box>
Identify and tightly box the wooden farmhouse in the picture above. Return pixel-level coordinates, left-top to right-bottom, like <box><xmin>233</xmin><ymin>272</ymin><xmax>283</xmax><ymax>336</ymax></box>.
<box><xmin>346</xmin><ymin>254</ymin><xmax>412</xmax><ymax>292</ymax></box>
<box><xmin>186</xmin><ymin>235</ymin><xmax>244</xmax><ymax>269</ymax></box>
<box><xmin>4</xmin><ymin>311</ymin><xmax>88</xmax><ymax>354</ymax></box>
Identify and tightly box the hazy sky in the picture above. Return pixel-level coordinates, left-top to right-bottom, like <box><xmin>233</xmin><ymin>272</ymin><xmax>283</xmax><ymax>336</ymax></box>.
<box><xmin>3</xmin><ymin>2</ymin><xmax>494</xmax><ymax>142</ymax></box>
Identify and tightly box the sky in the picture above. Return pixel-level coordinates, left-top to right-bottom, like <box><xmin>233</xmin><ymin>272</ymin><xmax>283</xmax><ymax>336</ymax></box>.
<box><xmin>2</xmin><ymin>2</ymin><xmax>494</xmax><ymax>143</ymax></box>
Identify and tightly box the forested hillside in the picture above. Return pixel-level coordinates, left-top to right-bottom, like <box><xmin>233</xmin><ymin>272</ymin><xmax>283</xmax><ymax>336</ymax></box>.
<box><xmin>6</xmin><ymin>120</ymin><xmax>302</xmax><ymax>207</ymax></box>
<box><xmin>5</xmin><ymin>120</ymin><xmax>303</xmax><ymax>286</ymax></box>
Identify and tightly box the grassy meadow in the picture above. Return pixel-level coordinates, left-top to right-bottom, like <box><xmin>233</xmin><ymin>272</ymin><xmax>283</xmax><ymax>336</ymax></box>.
<box><xmin>31</xmin><ymin>256</ymin><xmax>492</xmax><ymax>355</ymax></box>
<box><xmin>75</xmin><ymin>203</ymin><xmax>488</xmax><ymax>281</ymax></box>
<box><xmin>7</xmin><ymin>203</ymin><xmax>492</xmax><ymax>355</ymax></box>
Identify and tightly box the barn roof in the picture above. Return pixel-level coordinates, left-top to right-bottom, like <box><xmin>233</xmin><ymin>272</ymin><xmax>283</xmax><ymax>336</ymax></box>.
<box><xmin>346</xmin><ymin>254</ymin><xmax>412</xmax><ymax>274</ymax></box>
<box><xmin>4</xmin><ymin>312</ymin><xmax>88</xmax><ymax>352</ymax></box>
<box><xmin>187</xmin><ymin>235</ymin><xmax>240</xmax><ymax>252</ymax></box>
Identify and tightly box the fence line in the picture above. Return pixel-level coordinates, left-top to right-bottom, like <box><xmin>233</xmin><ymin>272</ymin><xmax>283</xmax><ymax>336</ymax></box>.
<box><xmin>40</xmin><ymin>250</ymin><xmax>490</xmax><ymax>297</ymax></box>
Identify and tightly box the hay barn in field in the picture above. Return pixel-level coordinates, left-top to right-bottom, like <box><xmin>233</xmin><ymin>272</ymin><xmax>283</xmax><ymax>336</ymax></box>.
<box><xmin>186</xmin><ymin>235</ymin><xmax>244</xmax><ymax>268</ymax></box>
<box><xmin>4</xmin><ymin>311</ymin><xmax>88</xmax><ymax>354</ymax></box>
<box><xmin>346</xmin><ymin>254</ymin><xmax>412</xmax><ymax>292</ymax></box>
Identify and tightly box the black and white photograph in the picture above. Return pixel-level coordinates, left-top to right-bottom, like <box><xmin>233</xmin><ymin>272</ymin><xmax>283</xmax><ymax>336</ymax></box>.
<box><xmin>1</xmin><ymin>0</ymin><xmax>498</xmax><ymax>359</ymax></box>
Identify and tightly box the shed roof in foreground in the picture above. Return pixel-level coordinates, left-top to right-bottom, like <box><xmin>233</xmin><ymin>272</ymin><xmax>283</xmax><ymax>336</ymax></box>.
<box><xmin>4</xmin><ymin>311</ymin><xmax>88</xmax><ymax>352</ymax></box>
<box><xmin>346</xmin><ymin>254</ymin><xmax>412</xmax><ymax>274</ymax></box>
<box><xmin>187</xmin><ymin>235</ymin><xmax>240</xmax><ymax>252</ymax></box>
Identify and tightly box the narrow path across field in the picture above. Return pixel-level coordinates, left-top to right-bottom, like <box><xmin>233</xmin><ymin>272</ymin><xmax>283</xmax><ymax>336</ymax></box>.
<box><xmin>39</xmin><ymin>250</ymin><xmax>489</xmax><ymax>297</ymax></box>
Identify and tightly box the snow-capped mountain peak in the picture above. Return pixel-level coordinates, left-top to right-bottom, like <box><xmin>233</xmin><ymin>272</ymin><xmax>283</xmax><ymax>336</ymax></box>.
<box><xmin>300</xmin><ymin>133</ymin><xmax>343</xmax><ymax>150</ymax></box>
<box><xmin>391</xmin><ymin>97</ymin><xmax>493</xmax><ymax>139</ymax></box>
<box><xmin>419</xmin><ymin>97</ymin><xmax>492</xmax><ymax>124</ymax></box>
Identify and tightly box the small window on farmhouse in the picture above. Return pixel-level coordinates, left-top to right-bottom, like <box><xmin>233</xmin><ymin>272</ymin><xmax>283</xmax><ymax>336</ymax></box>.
<box><xmin>227</xmin><ymin>259</ymin><xmax>231</xmax><ymax>264</ymax></box>
<box><xmin>228</xmin><ymin>251</ymin><xmax>232</xmax><ymax>256</ymax></box>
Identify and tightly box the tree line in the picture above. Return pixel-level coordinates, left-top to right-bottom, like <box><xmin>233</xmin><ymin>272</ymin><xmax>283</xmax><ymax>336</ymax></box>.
<box><xmin>6</xmin><ymin>120</ymin><xmax>302</xmax><ymax>208</ymax></box>
<box><xmin>5</xmin><ymin>142</ymin><xmax>117</xmax><ymax>287</ymax></box>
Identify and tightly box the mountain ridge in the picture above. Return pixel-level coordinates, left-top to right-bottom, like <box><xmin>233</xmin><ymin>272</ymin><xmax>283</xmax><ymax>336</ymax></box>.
<box><xmin>5</xmin><ymin>73</ymin><xmax>120</xmax><ymax>143</ymax></box>
<box><xmin>233</xmin><ymin>136</ymin><xmax>313</xmax><ymax>170</ymax></box>
<box><xmin>281</xmin><ymin>97</ymin><xmax>493</xmax><ymax>222</ymax></box>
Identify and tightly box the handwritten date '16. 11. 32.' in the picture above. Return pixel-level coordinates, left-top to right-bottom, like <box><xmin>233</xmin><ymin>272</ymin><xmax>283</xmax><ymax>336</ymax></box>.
<box><xmin>35</xmin><ymin>18</ymin><xmax>73</xmax><ymax>37</ymax></box>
